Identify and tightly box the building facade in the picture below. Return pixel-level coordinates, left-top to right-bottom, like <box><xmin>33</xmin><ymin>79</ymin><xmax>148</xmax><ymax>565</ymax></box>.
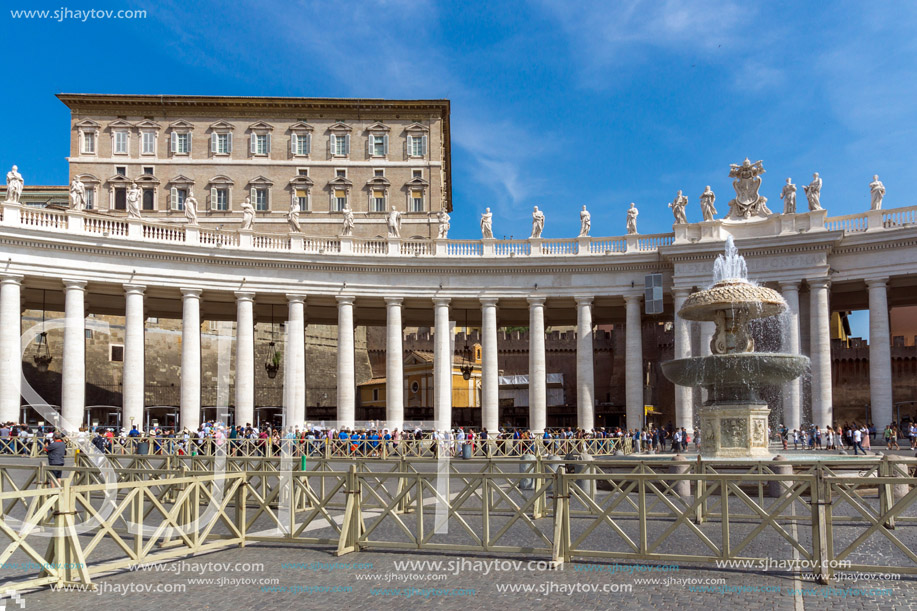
<box><xmin>59</xmin><ymin>94</ymin><xmax>451</xmax><ymax>238</ymax></box>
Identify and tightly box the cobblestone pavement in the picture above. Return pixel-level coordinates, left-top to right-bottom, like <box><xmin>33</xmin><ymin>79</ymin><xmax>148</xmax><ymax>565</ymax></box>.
<box><xmin>13</xmin><ymin>543</ymin><xmax>917</xmax><ymax>611</ymax></box>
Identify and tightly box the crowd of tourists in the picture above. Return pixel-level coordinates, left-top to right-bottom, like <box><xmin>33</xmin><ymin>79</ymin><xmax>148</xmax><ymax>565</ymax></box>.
<box><xmin>779</xmin><ymin>423</ymin><xmax>917</xmax><ymax>455</ymax></box>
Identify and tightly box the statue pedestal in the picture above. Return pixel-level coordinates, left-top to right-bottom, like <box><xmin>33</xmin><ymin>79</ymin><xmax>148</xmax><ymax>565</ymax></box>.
<box><xmin>482</xmin><ymin>237</ymin><xmax>496</xmax><ymax>257</ymax></box>
<box><xmin>1</xmin><ymin>201</ymin><xmax>21</xmax><ymax>225</ymax></box>
<box><xmin>528</xmin><ymin>237</ymin><xmax>543</xmax><ymax>256</ymax></box>
<box><xmin>866</xmin><ymin>209</ymin><xmax>884</xmax><ymax>231</ymax></box>
<box><xmin>434</xmin><ymin>238</ymin><xmax>448</xmax><ymax>256</ymax></box>
<box><xmin>387</xmin><ymin>237</ymin><xmax>402</xmax><ymax>256</ymax></box>
<box><xmin>779</xmin><ymin>213</ymin><xmax>797</xmax><ymax>235</ymax></box>
<box><xmin>576</xmin><ymin>235</ymin><xmax>591</xmax><ymax>255</ymax></box>
<box><xmin>699</xmin><ymin>403</ymin><xmax>771</xmax><ymax>459</ymax></box>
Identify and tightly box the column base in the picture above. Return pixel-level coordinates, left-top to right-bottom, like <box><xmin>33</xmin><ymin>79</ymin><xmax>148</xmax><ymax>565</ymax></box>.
<box><xmin>699</xmin><ymin>403</ymin><xmax>771</xmax><ymax>459</ymax></box>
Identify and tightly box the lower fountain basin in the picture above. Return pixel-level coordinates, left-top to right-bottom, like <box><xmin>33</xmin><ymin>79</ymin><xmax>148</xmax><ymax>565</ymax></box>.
<box><xmin>661</xmin><ymin>353</ymin><xmax>809</xmax><ymax>404</ymax></box>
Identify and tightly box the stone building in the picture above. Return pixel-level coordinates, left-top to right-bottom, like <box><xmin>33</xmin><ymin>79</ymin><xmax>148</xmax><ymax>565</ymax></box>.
<box><xmin>58</xmin><ymin>94</ymin><xmax>451</xmax><ymax>238</ymax></box>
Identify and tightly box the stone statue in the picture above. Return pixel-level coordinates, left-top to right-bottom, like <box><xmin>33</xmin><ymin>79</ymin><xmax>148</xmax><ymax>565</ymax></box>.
<box><xmin>669</xmin><ymin>190</ymin><xmax>688</xmax><ymax>224</ymax></box>
<box><xmin>287</xmin><ymin>193</ymin><xmax>301</xmax><ymax>232</ymax></box>
<box><xmin>626</xmin><ymin>202</ymin><xmax>638</xmax><ymax>235</ymax></box>
<box><xmin>69</xmin><ymin>176</ymin><xmax>85</xmax><ymax>211</ymax></box>
<box><xmin>126</xmin><ymin>182</ymin><xmax>142</xmax><ymax>219</ymax></box>
<box><xmin>804</xmin><ymin>172</ymin><xmax>823</xmax><ymax>211</ymax></box>
<box><xmin>579</xmin><ymin>205</ymin><xmax>591</xmax><ymax>237</ymax></box>
<box><xmin>726</xmin><ymin>158</ymin><xmax>771</xmax><ymax>220</ymax></box>
<box><xmin>341</xmin><ymin>204</ymin><xmax>354</xmax><ymax>236</ymax></box>
<box><xmin>387</xmin><ymin>206</ymin><xmax>401</xmax><ymax>238</ymax></box>
<box><xmin>481</xmin><ymin>207</ymin><xmax>494</xmax><ymax>239</ymax></box>
<box><xmin>531</xmin><ymin>206</ymin><xmax>545</xmax><ymax>238</ymax></box>
<box><xmin>185</xmin><ymin>190</ymin><xmax>198</xmax><ymax>225</ymax></box>
<box><xmin>5</xmin><ymin>165</ymin><xmax>23</xmax><ymax>203</ymax></box>
<box><xmin>437</xmin><ymin>209</ymin><xmax>450</xmax><ymax>239</ymax></box>
<box><xmin>700</xmin><ymin>186</ymin><xmax>716</xmax><ymax>221</ymax></box>
<box><xmin>869</xmin><ymin>174</ymin><xmax>885</xmax><ymax>210</ymax></box>
<box><xmin>240</xmin><ymin>196</ymin><xmax>254</xmax><ymax>230</ymax></box>
<box><xmin>780</xmin><ymin>178</ymin><xmax>796</xmax><ymax>214</ymax></box>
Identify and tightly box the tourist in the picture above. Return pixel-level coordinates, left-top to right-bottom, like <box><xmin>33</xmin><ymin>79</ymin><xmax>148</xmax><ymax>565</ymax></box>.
<box><xmin>884</xmin><ymin>424</ymin><xmax>895</xmax><ymax>450</ymax></box>
<box><xmin>44</xmin><ymin>432</ymin><xmax>67</xmax><ymax>486</ymax></box>
<box><xmin>862</xmin><ymin>425</ymin><xmax>872</xmax><ymax>451</ymax></box>
<box><xmin>852</xmin><ymin>426</ymin><xmax>865</xmax><ymax>455</ymax></box>
<box><xmin>910</xmin><ymin>422</ymin><xmax>917</xmax><ymax>450</ymax></box>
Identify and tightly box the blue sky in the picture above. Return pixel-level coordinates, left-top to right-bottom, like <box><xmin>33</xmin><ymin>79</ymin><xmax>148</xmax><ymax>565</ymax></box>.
<box><xmin>3</xmin><ymin>0</ymin><xmax>916</xmax><ymax>335</ymax></box>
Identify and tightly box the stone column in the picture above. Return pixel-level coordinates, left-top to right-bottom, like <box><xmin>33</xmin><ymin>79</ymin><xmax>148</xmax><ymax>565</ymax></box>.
<box><xmin>180</xmin><ymin>288</ymin><xmax>202</xmax><ymax>432</ymax></box>
<box><xmin>285</xmin><ymin>294</ymin><xmax>306</xmax><ymax>428</ymax></box>
<box><xmin>624</xmin><ymin>294</ymin><xmax>644</xmax><ymax>430</ymax></box>
<box><xmin>779</xmin><ymin>281</ymin><xmax>802</xmax><ymax>431</ymax></box>
<box><xmin>61</xmin><ymin>279</ymin><xmax>87</xmax><ymax>432</ymax></box>
<box><xmin>336</xmin><ymin>296</ymin><xmax>356</xmax><ymax>429</ymax></box>
<box><xmin>809</xmin><ymin>278</ymin><xmax>832</xmax><ymax>427</ymax></box>
<box><xmin>480</xmin><ymin>297</ymin><xmax>499</xmax><ymax>434</ymax></box>
<box><xmin>575</xmin><ymin>296</ymin><xmax>595</xmax><ymax>431</ymax></box>
<box><xmin>528</xmin><ymin>297</ymin><xmax>547</xmax><ymax>435</ymax></box>
<box><xmin>0</xmin><ymin>275</ymin><xmax>23</xmax><ymax>424</ymax></box>
<box><xmin>867</xmin><ymin>278</ymin><xmax>893</xmax><ymax>429</ymax></box>
<box><xmin>433</xmin><ymin>297</ymin><xmax>452</xmax><ymax>432</ymax></box>
<box><xmin>234</xmin><ymin>291</ymin><xmax>256</xmax><ymax>428</ymax></box>
<box><xmin>672</xmin><ymin>288</ymin><xmax>693</xmax><ymax>429</ymax></box>
<box><xmin>385</xmin><ymin>297</ymin><xmax>404</xmax><ymax>430</ymax></box>
<box><xmin>122</xmin><ymin>284</ymin><xmax>146</xmax><ymax>430</ymax></box>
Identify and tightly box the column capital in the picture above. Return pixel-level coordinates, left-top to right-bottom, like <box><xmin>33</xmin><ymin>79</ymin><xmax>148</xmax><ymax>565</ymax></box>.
<box><xmin>384</xmin><ymin>296</ymin><xmax>404</xmax><ymax>306</ymax></box>
<box><xmin>779</xmin><ymin>280</ymin><xmax>801</xmax><ymax>292</ymax></box>
<box><xmin>623</xmin><ymin>293</ymin><xmax>643</xmax><ymax>304</ymax></box>
<box><xmin>336</xmin><ymin>295</ymin><xmax>356</xmax><ymax>306</ymax></box>
<box><xmin>526</xmin><ymin>296</ymin><xmax>546</xmax><ymax>306</ymax></box>
<box><xmin>865</xmin><ymin>277</ymin><xmax>889</xmax><ymax>288</ymax></box>
<box><xmin>432</xmin><ymin>297</ymin><xmax>451</xmax><ymax>307</ymax></box>
<box><xmin>124</xmin><ymin>284</ymin><xmax>146</xmax><ymax>296</ymax></box>
<box><xmin>285</xmin><ymin>293</ymin><xmax>307</xmax><ymax>304</ymax></box>
<box><xmin>62</xmin><ymin>279</ymin><xmax>87</xmax><ymax>291</ymax></box>
<box><xmin>234</xmin><ymin>291</ymin><xmax>256</xmax><ymax>302</ymax></box>
<box><xmin>808</xmin><ymin>277</ymin><xmax>831</xmax><ymax>290</ymax></box>
<box><xmin>479</xmin><ymin>296</ymin><xmax>499</xmax><ymax>307</ymax></box>
<box><xmin>0</xmin><ymin>274</ymin><xmax>23</xmax><ymax>285</ymax></box>
<box><xmin>180</xmin><ymin>287</ymin><xmax>202</xmax><ymax>299</ymax></box>
<box><xmin>671</xmin><ymin>286</ymin><xmax>692</xmax><ymax>297</ymax></box>
<box><xmin>573</xmin><ymin>295</ymin><xmax>594</xmax><ymax>306</ymax></box>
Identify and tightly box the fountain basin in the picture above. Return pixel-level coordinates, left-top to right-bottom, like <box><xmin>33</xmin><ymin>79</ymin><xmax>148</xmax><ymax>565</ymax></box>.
<box><xmin>661</xmin><ymin>353</ymin><xmax>809</xmax><ymax>403</ymax></box>
<box><xmin>679</xmin><ymin>279</ymin><xmax>786</xmax><ymax>321</ymax></box>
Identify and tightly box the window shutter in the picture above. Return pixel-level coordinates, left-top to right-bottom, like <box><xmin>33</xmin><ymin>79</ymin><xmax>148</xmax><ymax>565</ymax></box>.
<box><xmin>329</xmin><ymin>190</ymin><xmax>334</xmax><ymax>210</ymax></box>
<box><xmin>383</xmin><ymin>135</ymin><xmax>389</xmax><ymax>156</ymax></box>
<box><xmin>250</xmin><ymin>133</ymin><xmax>256</xmax><ymax>154</ymax></box>
<box><xmin>227</xmin><ymin>134</ymin><xmax>232</xmax><ymax>153</ymax></box>
<box><xmin>304</xmin><ymin>133</ymin><xmax>311</xmax><ymax>155</ymax></box>
<box><xmin>367</xmin><ymin>134</ymin><xmax>373</xmax><ymax>157</ymax></box>
<box><xmin>170</xmin><ymin>187</ymin><xmax>177</xmax><ymax>210</ymax></box>
<box><xmin>211</xmin><ymin>133</ymin><xmax>217</xmax><ymax>153</ymax></box>
<box><xmin>421</xmin><ymin>135</ymin><xmax>428</xmax><ymax>157</ymax></box>
<box><xmin>407</xmin><ymin>135</ymin><xmax>413</xmax><ymax>157</ymax></box>
<box><xmin>188</xmin><ymin>133</ymin><xmax>192</xmax><ymax>155</ymax></box>
<box><xmin>250</xmin><ymin>187</ymin><xmax>256</xmax><ymax>206</ymax></box>
<box><xmin>290</xmin><ymin>133</ymin><xmax>295</xmax><ymax>155</ymax></box>
<box><xmin>344</xmin><ymin>134</ymin><xmax>350</xmax><ymax>155</ymax></box>
<box><xmin>170</xmin><ymin>132</ymin><xmax>176</xmax><ymax>153</ymax></box>
<box><xmin>210</xmin><ymin>187</ymin><xmax>217</xmax><ymax>210</ymax></box>
<box><xmin>266</xmin><ymin>133</ymin><xmax>271</xmax><ymax>154</ymax></box>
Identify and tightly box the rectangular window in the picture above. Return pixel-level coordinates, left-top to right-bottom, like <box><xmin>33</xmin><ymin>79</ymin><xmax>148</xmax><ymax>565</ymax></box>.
<box><xmin>254</xmin><ymin>134</ymin><xmax>268</xmax><ymax>155</ymax></box>
<box><xmin>410</xmin><ymin>190</ymin><xmax>423</xmax><ymax>212</ymax></box>
<box><xmin>297</xmin><ymin>168</ymin><xmax>309</xmax><ymax>177</ymax></box>
<box><xmin>110</xmin><ymin>344</ymin><xmax>124</xmax><ymax>362</ymax></box>
<box><xmin>82</xmin><ymin>131</ymin><xmax>96</xmax><ymax>154</ymax></box>
<box><xmin>115</xmin><ymin>166</ymin><xmax>127</xmax><ymax>177</ymax></box>
<box><xmin>332</xmin><ymin>134</ymin><xmax>349</xmax><ymax>156</ymax></box>
<box><xmin>85</xmin><ymin>329</ymin><xmax>93</xmax><ymax>339</ymax></box>
<box><xmin>85</xmin><ymin>188</ymin><xmax>94</xmax><ymax>210</ymax></box>
<box><xmin>293</xmin><ymin>133</ymin><xmax>310</xmax><ymax>155</ymax></box>
<box><xmin>296</xmin><ymin>189</ymin><xmax>309</xmax><ymax>211</ymax></box>
<box><xmin>254</xmin><ymin>188</ymin><xmax>268</xmax><ymax>211</ymax></box>
<box><xmin>215</xmin><ymin>133</ymin><xmax>230</xmax><ymax>154</ymax></box>
<box><xmin>374</xmin><ymin>169</ymin><xmax>385</xmax><ymax>177</ymax></box>
<box><xmin>173</xmin><ymin>132</ymin><xmax>190</xmax><ymax>154</ymax></box>
<box><xmin>372</xmin><ymin>190</ymin><xmax>385</xmax><ymax>212</ymax></box>
<box><xmin>114</xmin><ymin>187</ymin><xmax>126</xmax><ymax>210</ymax></box>
<box><xmin>409</xmin><ymin>135</ymin><xmax>427</xmax><ymax>157</ymax></box>
<box><xmin>336</xmin><ymin>168</ymin><xmax>346</xmax><ymax>178</ymax></box>
<box><xmin>211</xmin><ymin>187</ymin><xmax>229</xmax><ymax>211</ymax></box>
<box><xmin>142</xmin><ymin>166</ymin><xmax>154</xmax><ymax>175</ymax></box>
<box><xmin>372</xmin><ymin>134</ymin><xmax>386</xmax><ymax>157</ymax></box>
<box><xmin>114</xmin><ymin>131</ymin><xmax>128</xmax><ymax>154</ymax></box>
<box><xmin>142</xmin><ymin>189</ymin><xmax>154</xmax><ymax>210</ymax></box>
<box><xmin>142</xmin><ymin>131</ymin><xmax>156</xmax><ymax>155</ymax></box>
<box><xmin>333</xmin><ymin>189</ymin><xmax>347</xmax><ymax>212</ymax></box>
<box><xmin>171</xmin><ymin>188</ymin><xmax>187</xmax><ymax>211</ymax></box>
<box><xmin>412</xmin><ymin>169</ymin><xmax>423</xmax><ymax>179</ymax></box>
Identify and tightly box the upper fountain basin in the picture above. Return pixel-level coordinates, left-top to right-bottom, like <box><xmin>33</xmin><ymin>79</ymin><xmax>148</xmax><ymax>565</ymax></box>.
<box><xmin>679</xmin><ymin>279</ymin><xmax>787</xmax><ymax>322</ymax></box>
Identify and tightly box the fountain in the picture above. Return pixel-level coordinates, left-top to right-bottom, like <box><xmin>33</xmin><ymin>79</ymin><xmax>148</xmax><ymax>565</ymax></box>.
<box><xmin>661</xmin><ymin>236</ymin><xmax>809</xmax><ymax>458</ymax></box>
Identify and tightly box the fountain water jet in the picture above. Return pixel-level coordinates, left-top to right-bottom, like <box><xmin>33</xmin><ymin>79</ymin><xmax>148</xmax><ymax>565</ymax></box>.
<box><xmin>661</xmin><ymin>236</ymin><xmax>809</xmax><ymax>458</ymax></box>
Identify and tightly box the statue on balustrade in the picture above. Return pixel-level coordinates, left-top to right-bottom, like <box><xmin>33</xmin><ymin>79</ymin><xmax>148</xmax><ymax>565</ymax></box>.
<box><xmin>437</xmin><ymin>209</ymin><xmax>450</xmax><ymax>239</ymax></box>
<box><xmin>531</xmin><ymin>206</ymin><xmax>545</xmax><ymax>238</ymax></box>
<box><xmin>240</xmin><ymin>196</ymin><xmax>254</xmax><ymax>230</ymax></box>
<box><xmin>69</xmin><ymin>176</ymin><xmax>85</xmax><ymax>211</ymax></box>
<box><xmin>126</xmin><ymin>182</ymin><xmax>142</xmax><ymax>219</ymax></box>
<box><xmin>185</xmin><ymin>191</ymin><xmax>198</xmax><ymax>225</ymax></box>
<box><xmin>669</xmin><ymin>190</ymin><xmax>688</xmax><ymax>224</ymax></box>
<box><xmin>387</xmin><ymin>206</ymin><xmax>401</xmax><ymax>238</ymax></box>
<box><xmin>287</xmin><ymin>193</ymin><xmax>301</xmax><ymax>232</ymax></box>
<box><xmin>341</xmin><ymin>204</ymin><xmax>354</xmax><ymax>236</ymax></box>
<box><xmin>481</xmin><ymin>207</ymin><xmax>494</xmax><ymax>239</ymax></box>
<box><xmin>726</xmin><ymin>158</ymin><xmax>771</xmax><ymax>220</ymax></box>
<box><xmin>804</xmin><ymin>172</ymin><xmax>823</xmax><ymax>211</ymax></box>
<box><xmin>579</xmin><ymin>205</ymin><xmax>591</xmax><ymax>237</ymax></box>
<box><xmin>626</xmin><ymin>202</ymin><xmax>638</xmax><ymax>235</ymax></box>
<box><xmin>5</xmin><ymin>165</ymin><xmax>23</xmax><ymax>204</ymax></box>
<box><xmin>700</xmin><ymin>185</ymin><xmax>717</xmax><ymax>221</ymax></box>
<box><xmin>780</xmin><ymin>178</ymin><xmax>796</xmax><ymax>214</ymax></box>
<box><xmin>870</xmin><ymin>175</ymin><xmax>885</xmax><ymax>210</ymax></box>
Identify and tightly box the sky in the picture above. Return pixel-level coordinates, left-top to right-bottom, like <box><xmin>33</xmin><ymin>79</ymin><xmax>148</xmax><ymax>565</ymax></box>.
<box><xmin>3</xmin><ymin>0</ymin><xmax>917</xmax><ymax>335</ymax></box>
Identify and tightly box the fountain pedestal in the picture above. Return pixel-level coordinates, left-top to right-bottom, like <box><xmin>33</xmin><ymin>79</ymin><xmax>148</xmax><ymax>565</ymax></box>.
<box><xmin>699</xmin><ymin>403</ymin><xmax>771</xmax><ymax>459</ymax></box>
